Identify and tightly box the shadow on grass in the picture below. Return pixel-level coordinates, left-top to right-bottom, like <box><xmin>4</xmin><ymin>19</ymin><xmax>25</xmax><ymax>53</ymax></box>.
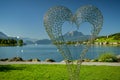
<box><xmin>0</xmin><ymin>65</ymin><xmax>25</xmax><ymax>72</ymax></box>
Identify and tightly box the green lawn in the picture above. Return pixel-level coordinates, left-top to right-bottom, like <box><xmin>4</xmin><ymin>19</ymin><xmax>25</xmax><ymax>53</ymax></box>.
<box><xmin>0</xmin><ymin>64</ymin><xmax>120</xmax><ymax>80</ymax></box>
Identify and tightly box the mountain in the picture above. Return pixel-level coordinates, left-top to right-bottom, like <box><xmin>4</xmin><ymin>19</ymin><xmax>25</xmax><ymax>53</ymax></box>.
<box><xmin>0</xmin><ymin>32</ymin><xmax>8</xmax><ymax>39</ymax></box>
<box><xmin>20</xmin><ymin>38</ymin><xmax>39</xmax><ymax>44</ymax></box>
<box><xmin>24</xmin><ymin>40</ymin><xmax>35</xmax><ymax>44</ymax></box>
<box><xmin>0</xmin><ymin>31</ymin><xmax>91</xmax><ymax>44</ymax></box>
<box><xmin>35</xmin><ymin>39</ymin><xmax>51</xmax><ymax>44</ymax></box>
<box><xmin>34</xmin><ymin>31</ymin><xmax>91</xmax><ymax>44</ymax></box>
<box><xmin>63</xmin><ymin>31</ymin><xmax>91</xmax><ymax>41</ymax></box>
<box><xmin>0</xmin><ymin>32</ymin><xmax>21</xmax><ymax>40</ymax></box>
<box><xmin>0</xmin><ymin>32</ymin><xmax>35</xmax><ymax>44</ymax></box>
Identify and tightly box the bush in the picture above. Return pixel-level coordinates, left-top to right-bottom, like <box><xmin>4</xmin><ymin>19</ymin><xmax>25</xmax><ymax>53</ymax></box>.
<box><xmin>98</xmin><ymin>53</ymin><xmax>118</xmax><ymax>62</ymax></box>
<box><xmin>116</xmin><ymin>55</ymin><xmax>120</xmax><ymax>62</ymax></box>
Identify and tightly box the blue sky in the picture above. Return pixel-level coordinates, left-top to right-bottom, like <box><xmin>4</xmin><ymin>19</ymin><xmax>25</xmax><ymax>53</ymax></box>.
<box><xmin>0</xmin><ymin>0</ymin><xmax>120</xmax><ymax>39</ymax></box>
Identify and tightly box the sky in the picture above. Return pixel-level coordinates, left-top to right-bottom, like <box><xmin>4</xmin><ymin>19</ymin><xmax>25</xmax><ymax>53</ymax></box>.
<box><xmin>0</xmin><ymin>0</ymin><xmax>120</xmax><ymax>39</ymax></box>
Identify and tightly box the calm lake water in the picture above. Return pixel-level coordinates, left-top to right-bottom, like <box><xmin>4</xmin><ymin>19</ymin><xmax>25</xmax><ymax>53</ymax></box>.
<box><xmin>0</xmin><ymin>44</ymin><xmax>120</xmax><ymax>62</ymax></box>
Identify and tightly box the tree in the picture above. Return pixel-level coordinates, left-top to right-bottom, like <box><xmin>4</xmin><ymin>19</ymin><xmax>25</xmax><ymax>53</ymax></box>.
<box><xmin>18</xmin><ymin>39</ymin><xmax>23</xmax><ymax>46</ymax></box>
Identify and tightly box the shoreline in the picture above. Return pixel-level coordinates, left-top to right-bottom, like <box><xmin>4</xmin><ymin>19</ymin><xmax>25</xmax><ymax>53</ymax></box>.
<box><xmin>0</xmin><ymin>61</ymin><xmax>120</xmax><ymax>66</ymax></box>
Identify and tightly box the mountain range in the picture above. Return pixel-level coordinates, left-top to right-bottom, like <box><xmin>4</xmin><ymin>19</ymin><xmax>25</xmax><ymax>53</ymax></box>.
<box><xmin>0</xmin><ymin>32</ymin><xmax>51</xmax><ymax>44</ymax></box>
<box><xmin>35</xmin><ymin>39</ymin><xmax>51</xmax><ymax>44</ymax></box>
<box><xmin>63</xmin><ymin>31</ymin><xmax>91</xmax><ymax>41</ymax></box>
<box><xmin>0</xmin><ymin>32</ymin><xmax>20</xmax><ymax>40</ymax></box>
<box><xmin>0</xmin><ymin>32</ymin><xmax>8</xmax><ymax>39</ymax></box>
<box><xmin>0</xmin><ymin>31</ymin><xmax>90</xmax><ymax>44</ymax></box>
<box><xmin>0</xmin><ymin>31</ymin><xmax>119</xmax><ymax>45</ymax></box>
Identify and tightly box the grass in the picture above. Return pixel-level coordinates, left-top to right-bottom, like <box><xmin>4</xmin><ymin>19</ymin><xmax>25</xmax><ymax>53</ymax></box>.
<box><xmin>0</xmin><ymin>64</ymin><xmax>120</xmax><ymax>80</ymax></box>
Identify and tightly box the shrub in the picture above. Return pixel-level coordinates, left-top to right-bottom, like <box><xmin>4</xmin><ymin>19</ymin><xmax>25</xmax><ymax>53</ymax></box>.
<box><xmin>98</xmin><ymin>53</ymin><xmax>118</xmax><ymax>62</ymax></box>
<box><xmin>116</xmin><ymin>55</ymin><xmax>120</xmax><ymax>62</ymax></box>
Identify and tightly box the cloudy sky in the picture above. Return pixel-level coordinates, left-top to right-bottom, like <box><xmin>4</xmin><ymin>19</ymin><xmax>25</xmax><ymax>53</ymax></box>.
<box><xmin>0</xmin><ymin>0</ymin><xmax>120</xmax><ymax>39</ymax></box>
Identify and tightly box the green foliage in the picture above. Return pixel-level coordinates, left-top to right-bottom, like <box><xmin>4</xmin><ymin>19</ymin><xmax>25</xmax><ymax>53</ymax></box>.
<box><xmin>18</xmin><ymin>39</ymin><xmax>23</xmax><ymax>46</ymax></box>
<box><xmin>0</xmin><ymin>64</ymin><xmax>120</xmax><ymax>80</ymax></box>
<box><xmin>113</xmin><ymin>34</ymin><xmax>120</xmax><ymax>40</ymax></box>
<box><xmin>109</xmin><ymin>33</ymin><xmax>120</xmax><ymax>38</ymax></box>
<box><xmin>95</xmin><ymin>32</ymin><xmax>120</xmax><ymax>43</ymax></box>
<box><xmin>98</xmin><ymin>53</ymin><xmax>118</xmax><ymax>62</ymax></box>
<box><xmin>0</xmin><ymin>39</ymin><xmax>23</xmax><ymax>46</ymax></box>
<box><xmin>116</xmin><ymin>55</ymin><xmax>120</xmax><ymax>62</ymax></box>
<box><xmin>91</xmin><ymin>59</ymin><xmax>98</xmax><ymax>62</ymax></box>
<box><xmin>0</xmin><ymin>39</ymin><xmax>17</xmax><ymax>46</ymax></box>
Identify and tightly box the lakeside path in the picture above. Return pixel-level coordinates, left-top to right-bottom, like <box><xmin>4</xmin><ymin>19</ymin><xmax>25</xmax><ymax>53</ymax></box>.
<box><xmin>0</xmin><ymin>61</ymin><xmax>120</xmax><ymax>66</ymax></box>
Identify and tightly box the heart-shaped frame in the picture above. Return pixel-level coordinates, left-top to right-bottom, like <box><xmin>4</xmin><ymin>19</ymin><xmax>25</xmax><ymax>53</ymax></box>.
<box><xmin>44</xmin><ymin>5</ymin><xmax>103</xmax><ymax>60</ymax></box>
<box><xmin>44</xmin><ymin>5</ymin><xmax>103</xmax><ymax>80</ymax></box>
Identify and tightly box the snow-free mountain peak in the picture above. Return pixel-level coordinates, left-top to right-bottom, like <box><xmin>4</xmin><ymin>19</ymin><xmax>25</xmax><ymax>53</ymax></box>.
<box><xmin>63</xmin><ymin>30</ymin><xmax>90</xmax><ymax>41</ymax></box>
<box><xmin>0</xmin><ymin>32</ymin><xmax>8</xmax><ymax>39</ymax></box>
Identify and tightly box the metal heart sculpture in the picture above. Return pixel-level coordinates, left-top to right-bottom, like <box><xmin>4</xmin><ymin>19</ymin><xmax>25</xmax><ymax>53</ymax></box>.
<box><xmin>44</xmin><ymin>5</ymin><xmax>103</xmax><ymax>80</ymax></box>
<box><xmin>44</xmin><ymin>5</ymin><xmax>103</xmax><ymax>60</ymax></box>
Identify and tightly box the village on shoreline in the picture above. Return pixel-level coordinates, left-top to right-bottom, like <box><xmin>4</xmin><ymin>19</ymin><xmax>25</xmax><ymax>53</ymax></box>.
<box><xmin>94</xmin><ymin>32</ymin><xmax>120</xmax><ymax>45</ymax></box>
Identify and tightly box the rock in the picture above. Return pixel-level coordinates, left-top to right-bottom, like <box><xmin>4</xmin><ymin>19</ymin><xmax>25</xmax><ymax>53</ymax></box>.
<box><xmin>27</xmin><ymin>59</ymin><xmax>32</xmax><ymax>62</ymax></box>
<box><xmin>91</xmin><ymin>59</ymin><xmax>98</xmax><ymax>62</ymax></box>
<box><xmin>84</xmin><ymin>59</ymin><xmax>91</xmax><ymax>62</ymax></box>
<box><xmin>64</xmin><ymin>60</ymin><xmax>72</xmax><ymax>63</ymax></box>
<box><xmin>61</xmin><ymin>60</ymin><xmax>65</xmax><ymax>63</ymax></box>
<box><xmin>24</xmin><ymin>59</ymin><xmax>32</xmax><ymax>62</ymax></box>
<box><xmin>0</xmin><ymin>58</ymin><xmax>8</xmax><ymax>61</ymax></box>
<box><xmin>45</xmin><ymin>59</ymin><xmax>55</xmax><ymax>62</ymax></box>
<box><xmin>9</xmin><ymin>57</ymin><xmax>23</xmax><ymax>61</ymax></box>
<box><xmin>32</xmin><ymin>58</ymin><xmax>40</xmax><ymax>62</ymax></box>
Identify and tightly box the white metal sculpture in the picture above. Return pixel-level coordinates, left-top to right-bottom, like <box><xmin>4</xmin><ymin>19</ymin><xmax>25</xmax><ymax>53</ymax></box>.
<box><xmin>44</xmin><ymin>5</ymin><xmax>103</xmax><ymax>80</ymax></box>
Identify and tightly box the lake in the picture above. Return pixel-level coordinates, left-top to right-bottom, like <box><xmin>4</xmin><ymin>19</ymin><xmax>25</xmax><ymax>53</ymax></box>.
<box><xmin>0</xmin><ymin>44</ymin><xmax>120</xmax><ymax>62</ymax></box>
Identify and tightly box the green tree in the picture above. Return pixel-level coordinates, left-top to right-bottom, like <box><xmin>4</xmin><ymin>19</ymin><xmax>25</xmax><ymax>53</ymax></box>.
<box><xmin>18</xmin><ymin>39</ymin><xmax>23</xmax><ymax>46</ymax></box>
